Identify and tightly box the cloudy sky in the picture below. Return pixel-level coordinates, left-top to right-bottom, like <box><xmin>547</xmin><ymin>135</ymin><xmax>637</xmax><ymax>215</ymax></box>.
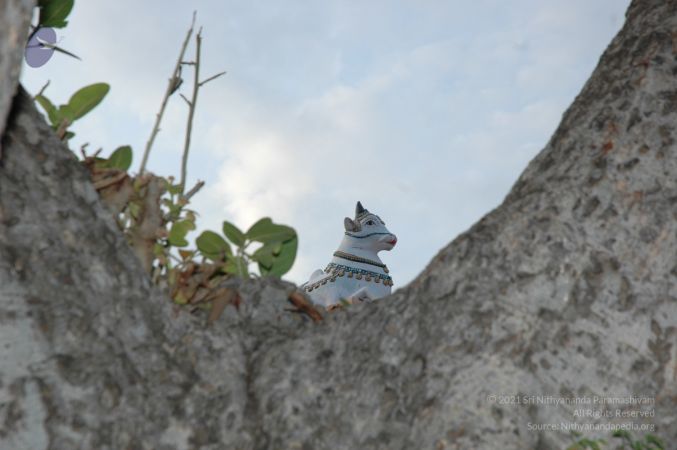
<box><xmin>21</xmin><ymin>0</ymin><xmax>630</xmax><ymax>287</ymax></box>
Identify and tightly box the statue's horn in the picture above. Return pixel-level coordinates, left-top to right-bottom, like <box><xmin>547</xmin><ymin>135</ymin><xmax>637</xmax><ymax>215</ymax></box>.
<box><xmin>355</xmin><ymin>201</ymin><xmax>366</xmax><ymax>217</ymax></box>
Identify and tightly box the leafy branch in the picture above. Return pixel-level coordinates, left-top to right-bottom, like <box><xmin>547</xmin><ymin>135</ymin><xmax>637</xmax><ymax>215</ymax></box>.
<box><xmin>35</xmin><ymin>82</ymin><xmax>109</xmax><ymax>141</ymax></box>
<box><xmin>37</xmin><ymin>0</ymin><xmax>74</xmax><ymax>28</ymax></box>
<box><xmin>196</xmin><ymin>218</ymin><xmax>298</xmax><ymax>278</ymax></box>
<box><xmin>31</xmin><ymin>7</ymin><xmax>307</xmax><ymax>325</ymax></box>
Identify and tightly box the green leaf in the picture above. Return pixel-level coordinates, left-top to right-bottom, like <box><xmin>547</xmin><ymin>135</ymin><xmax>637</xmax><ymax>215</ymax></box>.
<box><xmin>38</xmin><ymin>0</ymin><xmax>74</xmax><ymax>28</ymax></box>
<box><xmin>63</xmin><ymin>131</ymin><xmax>75</xmax><ymax>140</ymax></box>
<box><xmin>55</xmin><ymin>104</ymin><xmax>74</xmax><ymax>128</ymax></box>
<box><xmin>196</xmin><ymin>230</ymin><xmax>232</xmax><ymax>260</ymax></box>
<box><xmin>613</xmin><ymin>430</ymin><xmax>631</xmax><ymax>440</ymax></box>
<box><xmin>35</xmin><ymin>94</ymin><xmax>60</xmax><ymax>125</ymax></box>
<box><xmin>222</xmin><ymin>220</ymin><xmax>246</xmax><ymax>246</ymax></box>
<box><xmin>246</xmin><ymin>217</ymin><xmax>295</xmax><ymax>244</ymax></box>
<box><xmin>251</xmin><ymin>243</ymin><xmax>277</xmax><ymax>269</ymax></box>
<box><xmin>224</xmin><ymin>256</ymin><xmax>249</xmax><ymax>277</ymax></box>
<box><xmin>173</xmin><ymin>291</ymin><xmax>189</xmax><ymax>305</ymax></box>
<box><xmin>184</xmin><ymin>210</ymin><xmax>196</xmax><ymax>223</ymax></box>
<box><xmin>645</xmin><ymin>435</ymin><xmax>664</xmax><ymax>450</ymax></box>
<box><xmin>108</xmin><ymin>145</ymin><xmax>132</xmax><ymax>171</ymax></box>
<box><xmin>128</xmin><ymin>201</ymin><xmax>141</xmax><ymax>219</ymax></box>
<box><xmin>169</xmin><ymin>235</ymin><xmax>189</xmax><ymax>248</ymax></box>
<box><xmin>272</xmin><ymin>241</ymin><xmax>283</xmax><ymax>255</ymax></box>
<box><xmin>153</xmin><ymin>242</ymin><xmax>166</xmax><ymax>257</ymax></box>
<box><xmin>223</xmin><ymin>259</ymin><xmax>236</xmax><ymax>274</ymax></box>
<box><xmin>259</xmin><ymin>235</ymin><xmax>297</xmax><ymax>277</ymax></box>
<box><xmin>576</xmin><ymin>438</ymin><xmax>592</xmax><ymax>447</ymax></box>
<box><xmin>167</xmin><ymin>183</ymin><xmax>183</xmax><ymax>196</ymax></box>
<box><xmin>65</xmin><ymin>83</ymin><xmax>110</xmax><ymax>121</ymax></box>
<box><xmin>168</xmin><ymin>220</ymin><xmax>195</xmax><ymax>247</ymax></box>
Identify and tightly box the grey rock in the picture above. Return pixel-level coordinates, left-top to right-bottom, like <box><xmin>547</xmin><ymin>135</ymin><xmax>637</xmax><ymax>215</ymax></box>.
<box><xmin>1</xmin><ymin>0</ymin><xmax>676</xmax><ymax>449</ymax></box>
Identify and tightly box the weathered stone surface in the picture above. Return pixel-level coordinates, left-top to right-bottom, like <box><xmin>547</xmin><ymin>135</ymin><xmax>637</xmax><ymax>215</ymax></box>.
<box><xmin>1</xmin><ymin>0</ymin><xmax>676</xmax><ymax>449</ymax></box>
<box><xmin>0</xmin><ymin>0</ymin><xmax>34</xmax><ymax>147</ymax></box>
<box><xmin>0</xmin><ymin>114</ymin><xmax>304</xmax><ymax>446</ymax></box>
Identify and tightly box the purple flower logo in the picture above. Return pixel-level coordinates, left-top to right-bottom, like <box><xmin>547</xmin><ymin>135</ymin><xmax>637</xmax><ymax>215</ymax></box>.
<box><xmin>24</xmin><ymin>26</ymin><xmax>80</xmax><ymax>69</ymax></box>
<box><xmin>25</xmin><ymin>27</ymin><xmax>58</xmax><ymax>68</ymax></box>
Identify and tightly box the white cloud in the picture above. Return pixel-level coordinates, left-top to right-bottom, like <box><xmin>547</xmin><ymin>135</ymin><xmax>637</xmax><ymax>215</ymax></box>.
<box><xmin>20</xmin><ymin>0</ymin><xmax>631</xmax><ymax>287</ymax></box>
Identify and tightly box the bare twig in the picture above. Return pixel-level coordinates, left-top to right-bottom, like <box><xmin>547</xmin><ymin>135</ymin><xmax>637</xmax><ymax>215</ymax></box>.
<box><xmin>178</xmin><ymin>28</ymin><xmax>226</xmax><ymax>193</ymax></box>
<box><xmin>138</xmin><ymin>12</ymin><xmax>196</xmax><ymax>175</ymax></box>
<box><xmin>179</xmin><ymin>28</ymin><xmax>202</xmax><ymax>192</ymax></box>
<box><xmin>199</xmin><ymin>71</ymin><xmax>226</xmax><ymax>87</ymax></box>
<box><xmin>183</xmin><ymin>180</ymin><xmax>205</xmax><ymax>201</ymax></box>
<box><xmin>179</xmin><ymin>93</ymin><xmax>191</xmax><ymax>106</ymax></box>
<box><xmin>34</xmin><ymin>80</ymin><xmax>50</xmax><ymax>99</ymax></box>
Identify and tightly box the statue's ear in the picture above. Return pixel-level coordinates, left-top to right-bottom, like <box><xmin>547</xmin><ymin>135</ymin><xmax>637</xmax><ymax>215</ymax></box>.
<box><xmin>344</xmin><ymin>217</ymin><xmax>357</xmax><ymax>231</ymax></box>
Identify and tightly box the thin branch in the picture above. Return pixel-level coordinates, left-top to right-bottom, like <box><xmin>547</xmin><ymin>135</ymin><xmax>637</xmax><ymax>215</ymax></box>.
<box><xmin>179</xmin><ymin>93</ymin><xmax>191</xmax><ymax>106</ymax></box>
<box><xmin>179</xmin><ymin>28</ymin><xmax>202</xmax><ymax>192</ymax></box>
<box><xmin>138</xmin><ymin>11</ymin><xmax>196</xmax><ymax>175</ymax></box>
<box><xmin>79</xmin><ymin>142</ymin><xmax>89</xmax><ymax>159</ymax></box>
<box><xmin>34</xmin><ymin>80</ymin><xmax>50</xmax><ymax>99</ymax></box>
<box><xmin>178</xmin><ymin>29</ymin><xmax>226</xmax><ymax>193</ymax></box>
<box><xmin>183</xmin><ymin>180</ymin><xmax>205</xmax><ymax>201</ymax></box>
<box><xmin>199</xmin><ymin>71</ymin><xmax>226</xmax><ymax>87</ymax></box>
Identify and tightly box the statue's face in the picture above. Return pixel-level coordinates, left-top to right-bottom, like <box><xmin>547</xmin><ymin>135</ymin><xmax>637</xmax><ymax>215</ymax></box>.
<box><xmin>345</xmin><ymin>213</ymin><xmax>397</xmax><ymax>252</ymax></box>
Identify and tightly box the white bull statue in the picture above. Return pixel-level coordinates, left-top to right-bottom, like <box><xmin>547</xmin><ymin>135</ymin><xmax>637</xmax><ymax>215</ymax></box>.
<box><xmin>302</xmin><ymin>201</ymin><xmax>397</xmax><ymax>309</ymax></box>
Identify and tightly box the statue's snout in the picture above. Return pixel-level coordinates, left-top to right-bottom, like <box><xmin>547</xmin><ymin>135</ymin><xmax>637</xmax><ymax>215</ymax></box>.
<box><xmin>380</xmin><ymin>233</ymin><xmax>397</xmax><ymax>248</ymax></box>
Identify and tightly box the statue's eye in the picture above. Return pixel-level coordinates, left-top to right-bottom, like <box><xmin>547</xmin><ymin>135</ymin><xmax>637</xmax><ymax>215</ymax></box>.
<box><xmin>366</xmin><ymin>220</ymin><xmax>374</xmax><ymax>226</ymax></box>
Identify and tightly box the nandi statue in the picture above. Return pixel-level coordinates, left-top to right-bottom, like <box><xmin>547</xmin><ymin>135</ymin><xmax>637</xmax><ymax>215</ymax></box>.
<box><xmin>302</xmin><ymin>201</ymin><xmax>397</xmax><ymax>309</ymax></box>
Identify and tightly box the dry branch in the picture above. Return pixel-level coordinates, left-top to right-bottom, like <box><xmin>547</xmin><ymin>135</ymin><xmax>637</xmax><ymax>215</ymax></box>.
<box><xmin>138</xmin><ymin>12</ymin><xmax>196</xmax><ymax>175</ymax></box>
<box><xmin>178</xmin><ymin>29</ymin><xmax>201</xmax><ymax>192</ymax></box>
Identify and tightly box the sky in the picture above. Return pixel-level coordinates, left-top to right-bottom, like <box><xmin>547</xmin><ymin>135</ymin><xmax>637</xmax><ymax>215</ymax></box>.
<box><xmin>20</xmin><ymin>0</ymin><xmax>631</xmax><ymax>288</ymax></box>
